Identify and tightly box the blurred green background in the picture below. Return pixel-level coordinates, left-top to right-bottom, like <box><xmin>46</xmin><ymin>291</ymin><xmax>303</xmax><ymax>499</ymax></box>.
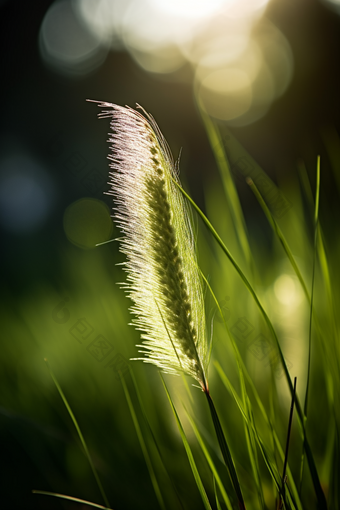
<box><xmin>1</xmin><ymin>0</ymin><xmax>340</xmax><ymax>509</ymax></box>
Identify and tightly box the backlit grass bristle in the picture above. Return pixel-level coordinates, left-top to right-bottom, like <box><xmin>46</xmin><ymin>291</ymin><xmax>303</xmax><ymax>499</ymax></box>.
<box><xmin>94</xmin><ymin>101</ymin><xmax>209</xmax><ymax>390</ymax></box>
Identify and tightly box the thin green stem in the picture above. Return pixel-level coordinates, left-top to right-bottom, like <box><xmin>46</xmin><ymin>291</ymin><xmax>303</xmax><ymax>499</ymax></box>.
<box><xmin>280</xmin><ymin>377</ymin><xmax>297</xmax><ymax>509</ymax></box>
<box><xmin>205</xmin><ymin>389</ymin><xmax>246</xmax><ymax>510</ymax></box>
<box><xmin>161</xmin><ymin>375</ymin><xmax>213</xmax><ymax>510</ymax></box>
<box><xmin>300</xmin><ymin>157</ymin><xmax>320</xmax><ymax>493</ymax></box>
<box><xmin>305</xmin><ymin>156</ymin><xmax>320</xmax><ymax>418</ymax></box>
<box><xmin>121</xmin><ymin>372</ymin><xmax>167</xmax><ymax>510</ymax></box>
<box><xmin>198</xmin><ymin>105</ymin><xmax>252</xmax><ymax>270</ymax></box>
<box><xmin>44</xmin><ymin>359</ymin><xmax>110</xmax><ymax>509</ymax></box>
<box><xmin>32</xmin><ymin>490</ymin><xmax>113</xmax><ymax>509</ymax></box>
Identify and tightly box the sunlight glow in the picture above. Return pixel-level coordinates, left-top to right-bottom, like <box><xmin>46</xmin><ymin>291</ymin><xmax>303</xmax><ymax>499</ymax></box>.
<box><xmin>274</xmin><ymin>274</ymin><xmax>303</xmax><ymax>307</ymax></box>
<box><xmin>321</xmin><ymin>0</ymin><xmax>340</xmax><ymax>14</ymax></box>
<box><xmin>149</xmin><ymin>0</ymin><xmax>232</xmax><ymax>19</ymax></box>
<box><xmin>198</xmin><ymin>68</ymin><xmax>252</xmax><ymax>120</ymax></box>
<box><xmin>39</xmin><ymin>0</ymin><xmax>108</xmax><ymax>77</ymax></box>
<box><xmin>39</xmin><ymin>0</ymin><xmax>293</xmax><ymax>125</ymax></box>
<box><xmin>195</xmin><ymin>21</ymin><xmax>292</xmax><ymax>125</ymax></box>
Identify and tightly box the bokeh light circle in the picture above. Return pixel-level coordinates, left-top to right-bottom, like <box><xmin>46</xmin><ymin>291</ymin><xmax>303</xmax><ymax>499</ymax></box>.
<box><xmin>63</xmin><ymin>198</ymin><xmax>113</xmax><ymax>249</ymax></box>
<box><xmin>0</xmin><ymin>155</ymin><xmax>55</xmax><ymax>234</ymax></box>
<box><xmin>39</xmin><ymin>0</ymin><xmax>108</xmax><ymax>77</ymax></box>
<box><xmin>195</xmin><ymin>20</ymin><xmax>293</xmax><ymax>125</ymax></box>
<box><xmin>148</xmin><ymin>0</ymin><xmax>231</xmax><ymax>19</ymax></box>
<box><xmin>274</xmin><ymin>274</ymin><xmax>303</xmax><ymax>308</ymax></box>
<box><xmin>197</xmin><ymin>68</ymin><xmax>253</xmax><ymax>120</ymax></box>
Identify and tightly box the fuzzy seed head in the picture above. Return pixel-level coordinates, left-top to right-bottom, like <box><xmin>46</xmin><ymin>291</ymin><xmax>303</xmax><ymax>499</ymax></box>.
<box><xmin>96</xmin><ymin>102</ymin><xmax>209</xmax><ymax>389</ymax></box>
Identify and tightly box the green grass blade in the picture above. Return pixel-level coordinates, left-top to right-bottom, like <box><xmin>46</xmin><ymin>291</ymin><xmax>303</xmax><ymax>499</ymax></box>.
<box><xmin>214</xmin><ymin>362</ymin><xmax>281</xmax><ymax>493</ymax></box>
<box><xmin>213</xmin><ymin>476</ymin><xmax>224</xmax><ymax>510</ymax></box>
<box><xmin>299</xmin><ymin>158</ymin><xmax>320</xmax><ymax>491</ymax></box>
<box><xmin>320</xmin><ymin>124</ymin><xmax>340</xmax><ymax>194</ymax></box>
<box><xmin>297</xmin><ymin>159</ymin><xmax>334</xmax><ymax>319</ymax></box>
<box><xmin>172</xmin><ymin>177</ymin><xmax>291</xmax><ymax>395</ymax></box>
<box><xmin>205</xmin><ymin>391</ymin><xmax>246</xmax><ymax>510</ymax></box>
<box><xmin>305</xmin><ymin>156</ymin><xmax>320</xmax><ymax>418</ymax></box>
<box><xmin>44</xmin><ymin>359</ymin><xmax>110</xmax><ymax>509</ymax></box>
<box><xmin>281</xmin><ymin>377</ymin><xmax>297</xmax><ymax>508</ymax></box>
<box><xmin>248</xmin><ymin>168</ymin><xmax>336</xmax><ymax>414</ymax></box>
<box><xmin>129</xmin><ymin>368</ymin><xmax>185</xmax><ymax>510</ymax></box>
<box><xmin>160</xmin><ymin>375</ymin><xmax>213</xmax><ymax>510</ymax></box>
<box><xmin>246</xmin><ymin>177</ymin><xmax>309</xmax><ymax>301</ymax></box>
<box><xmin>171</xmin><ymin>176</ymin><xmax>253</xmax><ymax>294</ymax></box>
<box><xmin>214</xmin><ymin>123</ymin><xmax>291</xmax><ymax>221</ymax></box>
<box><xmin>297</xmin><ymin>159</ymin><xmax>314</xmax><ymax>209</ymax></box>
<box><xmin>32</xmin><ymin>490</ymin><xmax>113</xmax><ymax>509</ymax></box>
<box><xmin>183</xmin><ymin>405</ymin><xmax>234</xmax><ymax>510</ymax></box>
<box><xmin>298</xmin><ymin>160</ymin><xmax>340</xmax><ymax>499</ymax></box>
<box><xmin>329</xmin><ymin>426</ymin><xmax>340</xmax><ymax>509</ymax></box>
<box><xmin>248</xmin><ymin>171</ymin><xmax>336</xmax><ymax>412</ymax></box>
<box><xmin>248</xmin><ymin>163</ymin><xmax>336</xmax><ymax>403</ymax></box>
<box><xmin>202</xmin><ymin>268</ymin><xmax>301</xmax><ymax>508</ymax></box>
<box><xmin>216</xmin><ymin>360</ymin><xmax>303</xmax><ymax>510</ymax></box>
<box><xmin>172</xmin><ymin>179</ymin><xmax>327</xmax><ymax>509</ymax></box>
<box><xmin>299</xmin><ymin>159</ymin><xmax>340</xmax><ymax>379</ymax></box>
<box><xmin>249</xmin><ymin>160</ymin><xmax>335</xmax><ymax>507</ymax></box>
<box><xmin>201</xmin><ymin>271</ymin><xmax>302</xmax><ymax>509</ymax></box>
<box><xmin>269</xmin><ymin>385</ymin><xmax>302</xmax><ymax>510</ymax></box>
<box><xmin>199</xmin><ymin>270</ymin><xmax>263</xmax><ymax>508</ymax></box>
<box><xmin>120</xmin><ymin>373</ymin><xmax>167</xmax><ymax>510</ymax></box>
<box><xmin>243</xmin><ymin>396</ymin><xmax>265</xmax><ymax>510</ymax></box>
<box><xmin>198</xmin><ymin>105</ymin><xmax>252</xmax><ymax>269</ymax></box>
<box><xmin>181</xmin><ymin>372</ymin><xmax>195</xmax><ymax>404</ymax></box>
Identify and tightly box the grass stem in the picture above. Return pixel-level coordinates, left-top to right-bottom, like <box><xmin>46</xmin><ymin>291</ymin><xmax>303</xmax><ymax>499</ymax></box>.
<box><xmin>44</xmin><ymin>359</ymin><xmax>110</xmax><ymax>509</ymax></box>
<box><xmin>204</xmin><ymin>389</ymin><xmax>246</xmax><ymax>510</ymax></box>
<box><xmin>280</xmin><ymin>377</ymin><xmax>297</xmax><ymax>509</ymax></box>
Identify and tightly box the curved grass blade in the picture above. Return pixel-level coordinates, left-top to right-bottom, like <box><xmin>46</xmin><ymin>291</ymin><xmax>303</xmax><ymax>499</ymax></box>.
<box><xmin>247</xmin><ymin>165</ymin><xmax>328</xmax><ymax>508</ymax></box>
<box><xmin>198</xmin><ymin>105</ymin><xmax>252</xmax><ymax>270</ymax></box>
<box><xmin>202</xmin><ymin>270</ymin><xmax>303</xmax><ymax>509</ymax></box>
<box><xmin>32</xmin><ymin>490</ymin><xmax>113</xmax><ymax>509</ymax></box>
<box><xmin>44</xmin><ymin>359</ymin><xmax>110</xmax><ymax>509</ymax></box>
<box><xmin>299</xmin><ymin>159</ymin><xmax>320</xmax><ymax>491</ymax></box>
<box><xmin>215</xmin><ymin>362</ymin><xmax>281</xmax><ymax>493</ymax></box>
<box><xmin>298</xmin><ymin>160</ymin><xmax>340</xmax><ymax>505</ymax></box>
<box><xmin>297</xmin><ymin>158</ymin><xmax>337</xmax><ymax>345</ymax></box>
<box><xmin>209</xmin><ymin>272</ymin><xmax>264</xmax><ymax>508</ymax></box>
<box><xmin>216</xmin><ymin>361</ymin><xmax>303</xmax><ymax>510</ymax></box>
<box><xmin>247</xmin><ymin>171</ymin><xmax>334</xmax><ymax>397</ymax></box>
<box><xmin>171</xmin><ymin>179</ymin><xmax>328</xmax><ymax>509</ymax></box>
<box><xmin>213</xmin><ymin>476</ymin><xmax>224</xmax><ymax>510</ymax></box>
<box><xmin>246</xmin><ymin>177</ymin><xmax>309</xmax><ymax>301</ymax></box>
<box><xmin>280</xmin><ymin>378</ymin><xmax>297</xmax><ymax>509</ymax></box>
<box><xmin>328</xmin><ymin>424</ymin><xmax>340</xmax><ymax>510</ymax></box>
<box><xmin>129</xmin><ymin>367</ymin><xmax>185</xmax><ymax>510</ymax></box>
<box><xmin>198</xmin><ymin>272</ymin><xmax>248</xmax><ymax>510</ymax></box>
<box><xmin>244</xmin><ymin>396</ymin><xmax>265</xmax><ymax>510</ymax></box>
<box><xmin>201</xmin><ymin>270</ymin><xmax>301</xmax><ymax>509</ymax></box>
<box><xmin>183</xmin><ymin>405</ymin><xmax>234</xmax><ymax>510</ymax></box>
<box><xmin>120</xmin><ymin>373</ymin><xmax>167</xmax><ymax>510</ymax></box>
<box><xmin>320</xmin><ymin>124</ymin><xmax>340</xmax><ymax>194</ymax></box>
<box><xmin>205</xmin><ymin>390</ymin><xmax>246</xmax><ymax>510</ymax></box>
<box><xmin>160</xmin><ymin>375</ymin><xmax>213</xmax><ymax>510</ymax></box>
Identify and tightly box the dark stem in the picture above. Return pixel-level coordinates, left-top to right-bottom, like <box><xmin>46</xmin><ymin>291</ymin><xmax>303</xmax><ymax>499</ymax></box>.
<box><xmin>280</xmin><ymin>377</ymin><xmax>297</xmax><ymax>509</ymax></box>
<box><xmin>205</xmin><ymin>389</ymin><xmax>246</xmax><ymax>510</ymax></box>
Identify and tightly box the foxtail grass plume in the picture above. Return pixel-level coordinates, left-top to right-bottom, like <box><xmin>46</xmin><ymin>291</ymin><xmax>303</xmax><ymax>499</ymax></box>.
<box><xmin>94</xmin><ymin>102</ymin><xmax>209</xmax><ymax>391</ymax></box>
